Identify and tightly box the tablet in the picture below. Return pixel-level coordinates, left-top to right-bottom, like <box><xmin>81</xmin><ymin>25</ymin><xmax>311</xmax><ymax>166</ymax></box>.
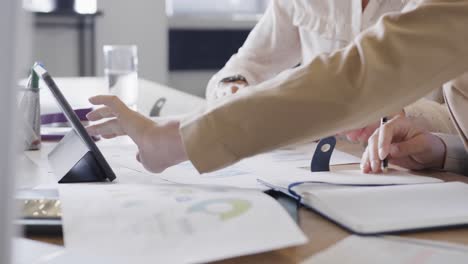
<box><xmin>33</xmin><ymin>63</ymin><xmax>116</xmax><ymax>182</ymax></box>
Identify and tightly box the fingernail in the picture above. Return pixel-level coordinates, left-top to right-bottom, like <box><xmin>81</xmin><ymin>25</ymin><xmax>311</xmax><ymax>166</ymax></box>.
<box><xmin>378</xmin><ymin>148</ymin><xmax>386</xmax><ymax>160</ymax></box>
<box><xmin>371</xmin><ymin>160</ymin><xmax>380</xmax><ymax>172</ymax></box>
<box><xmin>362</xmin><ymin>161</ymin><xmax>371</xmax><ymax>173</ymax></box>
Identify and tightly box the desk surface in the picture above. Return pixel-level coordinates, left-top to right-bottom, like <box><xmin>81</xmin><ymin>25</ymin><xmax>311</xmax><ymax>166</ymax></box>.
<box><xmin>28</xmin><ymin>140</ymin><xmax>468</xmax><ymax>263</ymax></box>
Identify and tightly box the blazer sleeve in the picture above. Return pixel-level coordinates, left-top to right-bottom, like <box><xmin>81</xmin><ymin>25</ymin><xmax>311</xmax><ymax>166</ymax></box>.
<box><xmin>404</xmin><ymin>98</ymin><xmax>457</xmax><ymax>134</ymax></box>
<box><xmin>182</xmin><ymin>0</ymin><xmax>468</xmax><ymax>173</ymax></box>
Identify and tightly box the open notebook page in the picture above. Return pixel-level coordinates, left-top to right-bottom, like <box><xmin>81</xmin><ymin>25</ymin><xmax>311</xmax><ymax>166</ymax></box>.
<box><xmin>259</xmin><ymin>169</ymin><xmax>442</xmax><ymax>193</ymax></box>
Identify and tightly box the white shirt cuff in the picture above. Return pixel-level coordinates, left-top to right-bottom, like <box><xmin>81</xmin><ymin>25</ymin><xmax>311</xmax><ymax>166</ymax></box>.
<box><xmin>434</xmin><ymin>133</ymin><xmax>468</xmax><ymax>175</ymax></box>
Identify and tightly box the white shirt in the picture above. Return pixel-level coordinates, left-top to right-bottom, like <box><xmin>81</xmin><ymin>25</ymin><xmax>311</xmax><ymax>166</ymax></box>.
<box><xmin>206</xmin><ymin>0</ymin><xmax>411</xmax><ymax>99</ymax></box>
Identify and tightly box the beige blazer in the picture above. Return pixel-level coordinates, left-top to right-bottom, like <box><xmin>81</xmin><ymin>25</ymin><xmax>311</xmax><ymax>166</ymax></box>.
<box><xmin>180</xmin><ymin>0</ymin><xmax>468</xmax><ymax>173</ymax></box>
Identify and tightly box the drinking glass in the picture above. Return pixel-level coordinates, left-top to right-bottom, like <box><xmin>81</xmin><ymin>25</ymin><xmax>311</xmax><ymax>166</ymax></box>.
<box><xmin>103</xmin><ymin>45</ymin><xmax>139</xmax><ymax>110</ymax></box>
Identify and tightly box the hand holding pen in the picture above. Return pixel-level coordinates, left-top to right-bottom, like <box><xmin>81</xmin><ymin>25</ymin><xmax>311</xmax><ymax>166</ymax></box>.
<box><xmin>360</xmin><ymin>115</ymin><xmax>447</xmax><ymax>173</ymax></box>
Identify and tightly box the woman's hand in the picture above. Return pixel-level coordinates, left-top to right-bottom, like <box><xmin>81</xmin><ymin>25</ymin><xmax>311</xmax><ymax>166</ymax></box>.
<box><xmin>86</xmin><ymin>95</ymin><xmax>188</xmax><ymax>173</ymax></box>
<box><xmin>361</xmin><ymin>116</ymin><xmax>446</xmax><ymax>173</ymax></box>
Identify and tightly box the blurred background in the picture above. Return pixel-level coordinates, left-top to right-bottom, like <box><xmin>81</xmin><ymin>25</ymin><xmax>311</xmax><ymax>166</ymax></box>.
<box><xmin>22</xmin><ymin>0</ymin><xmax>270</xmax><ymax>97</ymax></box>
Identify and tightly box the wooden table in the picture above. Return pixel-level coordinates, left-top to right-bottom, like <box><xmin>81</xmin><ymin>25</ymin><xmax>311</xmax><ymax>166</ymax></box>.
<box><xmin>27</xmin><ymin>140</ymin><xmax>468</xmax><ymax>263</ymax></box>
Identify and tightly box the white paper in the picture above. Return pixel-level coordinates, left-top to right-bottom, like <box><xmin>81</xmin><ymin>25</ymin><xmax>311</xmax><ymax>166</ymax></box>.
<box><xmin>301</xmin><ymin>182</ymin><xmax>468</xmax><ymax>234</ymax></box>
<box><xmin>22</xmin><ymin>140</ymin><xmax>168</xmax><ymax>189</ymax></box>
<box><xmin>302</xmin><ymin>236</ymin><xmax>468</xmax><ymax>264</ymax></box>
<box><xmin>13</xmin><ymin>238</ymin><xmax>64</xmax><ymax>264</ymax></box>
<box><xmin>43</xmin><ymin>251</ymin><xmax>131</xmax><ymax>264</ymax></box>
<box><xmin>97</xmin><ymin>139</ymin><xmax>170</xmax><ymax>184</ymax></box>
<box><xmin>97</xmin><ymin>137</ymin><xmax>148</xmax><ymax>173</ymax></box>
<box><xmin>255</xmin><ymin>142</ymin><xmax>361</xmax><ymax>168</ymax></box>
<box><xmin>160</xmin><ymin>142</ymin><xmax>361</xmax><ymax>190</ymax></box>
<box><xmin>160</xmin><ymin>160</ymin><xmax>274</xmax><ymax>190</ymax></box>
<box><xmin>59</xmin><ymin>184</ymin><xmax>307</xmax><ymax>263</ymax></box>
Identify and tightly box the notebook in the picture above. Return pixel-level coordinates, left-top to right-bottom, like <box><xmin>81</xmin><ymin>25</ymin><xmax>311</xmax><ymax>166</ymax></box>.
<box><xmin>258</xmin><ymin>171</ymin><xmax>468</xmax><ymax>234</ymax></box>
<box><xmin>301</xmin><ymin>182</ymin><xmax>468</xmax><ymax>234</ymax></box>
<box><xmin>258</xmin><ymin>169</ymin><xmax>443</xmax><ymax>199</ymax></box>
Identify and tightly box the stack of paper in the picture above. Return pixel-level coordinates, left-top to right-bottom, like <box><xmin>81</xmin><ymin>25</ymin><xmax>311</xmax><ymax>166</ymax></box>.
<box><xmin>59</xmin><ymin>184</ymin><xmax>307</xmax><ymax>263</ymax></box>
<box><xmin>302</xmin><ymin>236</ymin><xmax>468</xmax><ymax>264</ymax></box>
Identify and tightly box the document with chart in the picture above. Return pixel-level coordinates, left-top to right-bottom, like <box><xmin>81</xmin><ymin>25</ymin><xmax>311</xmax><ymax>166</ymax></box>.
<box><xmin>59</xmin><ymin>184</ymin><xmax>307</xmax><ymax>263</ymax></box>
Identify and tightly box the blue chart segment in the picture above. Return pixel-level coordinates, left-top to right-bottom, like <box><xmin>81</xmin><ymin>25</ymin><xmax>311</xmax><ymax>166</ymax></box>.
<box><xmin>188</xmin><ymin>199</ymin><xmax>252</xmax><ymax>221</ymax></box>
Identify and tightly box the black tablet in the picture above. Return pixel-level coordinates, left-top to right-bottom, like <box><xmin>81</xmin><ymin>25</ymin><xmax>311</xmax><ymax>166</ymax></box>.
<box><xmin>34</xmin><ymin>63</ymin><xmax>116</xmax><ymax>182</ymax></box>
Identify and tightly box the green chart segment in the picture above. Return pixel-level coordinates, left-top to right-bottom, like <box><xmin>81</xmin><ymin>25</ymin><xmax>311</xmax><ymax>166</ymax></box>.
<box><xmin>188</xmin><ymin>199</ymin><xmax>252</xmax><ymax>221</ymax></box>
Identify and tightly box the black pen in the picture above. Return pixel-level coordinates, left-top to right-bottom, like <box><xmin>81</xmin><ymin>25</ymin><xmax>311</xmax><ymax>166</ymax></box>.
<box><xmin>381</xmin><ymin>117</ymin><xmax>389</xmax><ymax>173</ymax></box>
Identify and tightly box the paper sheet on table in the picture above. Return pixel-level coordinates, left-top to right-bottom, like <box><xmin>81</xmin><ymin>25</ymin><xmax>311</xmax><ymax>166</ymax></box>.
<box><xmin>256</xmin><ymin>142</ymin><xmax>361</xmax><ymax>168</ymax></box>
<box><xmin>97</xmin><ymin>138</ymin><xmax>148</xmax><ymax>173</ymax></box>
<box><xmin>100</xmin><ymin>140</ymin><xmax>360</xmax><ymax>176</ymax></box>
<box><xmin>259</xmin><ymin>169</ymin><xmax>443</xmax><ymax>192</ymax></box>
<box><xmin>160</xmin><ymin>160</ymin><xmax>274</xmax><ymax>190</ymax></box>
<box><xmin>302</xmin><ymin>236</ymin><xmax>468</xmax><ymax>264</ymax></box>
<box><xmin>97</xmin><ymin>140</ymin><xmax>171</xmax><ymax>184</ymax></box>
<box><xmin>25</xmin><ymin>138</ymin><xmax>168</xmax><ymax>187</ymax></box>
<box><xmin>13</xmin><ymin>238</ymin><xmax>64</xmax><ymax>264</ymax></box>
<box><xmin>42</xmin><ymin>251</ymin><xmax>133</xmax><ymax>264</ymax></box>
<box><xmin>59</xmin><ymin>184</ymin><xmax>307</xmax><ymax>263</ymax></box>
<box><xmin>160</xmin><ymin>142</ymin><xmax>361</xmax><ymax>190</ymax></box>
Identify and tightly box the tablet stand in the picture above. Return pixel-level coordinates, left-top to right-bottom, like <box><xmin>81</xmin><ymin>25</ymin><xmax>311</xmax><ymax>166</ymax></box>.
<box><xmin>48</xmin><ymin>130</ymin><xmax>108</xmax><ymax>183</ymax></box>
<box><xmin>310</xmin><ymin>136</ymin><xmax>336</xmax><ymax>172</ymax></box>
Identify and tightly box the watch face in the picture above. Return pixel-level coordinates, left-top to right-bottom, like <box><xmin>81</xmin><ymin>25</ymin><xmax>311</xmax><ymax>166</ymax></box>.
<box><xmin>216</xmin><ymin>81</ymin><xmax>248</xmax><ymax>98</ymax></box>
<box><xmin>220</xmin><ymin>75</ymin><xmax>247</xmax><ymax>84</ymax></box>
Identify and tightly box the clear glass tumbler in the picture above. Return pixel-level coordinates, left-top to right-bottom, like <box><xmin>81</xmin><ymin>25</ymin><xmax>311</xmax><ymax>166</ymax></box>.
<box><xmin>103</xmin><ymin>45</ymin><xmax>139</xmax><ymax>110</ymax></box>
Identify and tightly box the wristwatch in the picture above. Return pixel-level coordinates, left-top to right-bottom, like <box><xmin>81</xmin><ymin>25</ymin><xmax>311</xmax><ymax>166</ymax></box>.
<box><xmin>219</xmin><ymin>75</ymin><xmax>248</xmax><ymax>84</ymax></box>
<box><xmin>215</xmin><ymin>75</ymin><xmax>249</xmax><ymax>98</ymax></box>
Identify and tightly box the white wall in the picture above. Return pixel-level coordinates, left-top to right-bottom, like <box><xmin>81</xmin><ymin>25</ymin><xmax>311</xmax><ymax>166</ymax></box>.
<box><xmin>96</xmin><ymin>1</ymin><xmax>168</xmax><ymax>83</ymax></box>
